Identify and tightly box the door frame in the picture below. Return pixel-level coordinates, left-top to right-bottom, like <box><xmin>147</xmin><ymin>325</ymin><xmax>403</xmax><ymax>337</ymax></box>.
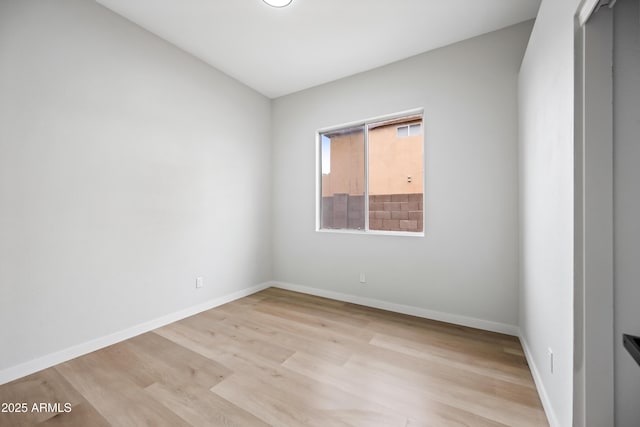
<box><xmin>573</xmin><ymin>2</ymin><xmax>615</xmax><ymax>426</ymax></box>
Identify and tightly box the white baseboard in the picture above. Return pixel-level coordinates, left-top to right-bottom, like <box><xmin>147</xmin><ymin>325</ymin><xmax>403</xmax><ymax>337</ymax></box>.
<box><xmin>518</xmin><ymin>333</ymin><xmax>558</xmax><ymax>427</ymax></box>
<box><xmin>270</xmin><ymin>281</ymin><xmax>519</xmax><ymax>336</ymax></box>
<box><xmin>0</xmin><ymin>282</ymin><xmax>271</xmax><ymax>386</ymax></box>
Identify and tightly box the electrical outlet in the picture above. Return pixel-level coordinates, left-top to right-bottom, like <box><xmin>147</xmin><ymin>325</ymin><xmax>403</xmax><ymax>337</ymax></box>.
<box><xmin>548</xmin><ymin>348</ymin><xmax>554</xmax><ymax>374</ymax></box>
<box><xmin>359</xmin><ymin>272</ymin><xmax>366</xmax><ymax>283</ymax></box>
<box><xmin>196</xmin><ymin>277</ymin><xmax>204</xmax><ymax>289</ymax></box>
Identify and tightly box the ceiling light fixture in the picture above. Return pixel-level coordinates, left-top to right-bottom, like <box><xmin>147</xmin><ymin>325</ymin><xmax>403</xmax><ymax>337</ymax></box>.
<box><xmin>263</xmin><ymin>0</ymin><xmax>292</xmax><ymax>7</ymax></box>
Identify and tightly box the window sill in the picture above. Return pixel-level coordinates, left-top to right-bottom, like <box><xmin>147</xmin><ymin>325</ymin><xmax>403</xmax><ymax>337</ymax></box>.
<box><xmin>315</xmin><ymin>228</ymin><xmax>424</xmax><ymax>237</ymax></box>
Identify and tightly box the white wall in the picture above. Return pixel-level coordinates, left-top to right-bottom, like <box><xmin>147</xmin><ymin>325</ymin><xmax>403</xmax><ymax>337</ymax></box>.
<box><xmin>271</xmin><ymin>22</ymin><xmax>532</xmax><ymax>330</ymax></box>
<box><xmin>0</xmin><ymin>0</ymin><xmax>272</xmax><ymax>374</ymax></box>
<box><xmin>517</xmin><ymin>0</ymin><xmax>581</xmax><ymax>426</ymax></box>
<box><xmin>613</xmin><ymin>1</ymin><xmax>640</xmax><ymax>425</ymax></box>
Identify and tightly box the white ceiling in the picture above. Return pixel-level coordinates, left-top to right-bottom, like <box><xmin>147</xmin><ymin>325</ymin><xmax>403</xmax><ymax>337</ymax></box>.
<box><xmin>95</xmin><ymin>0</ymin><xmax>540</xmax><ymax>98</ymax></box>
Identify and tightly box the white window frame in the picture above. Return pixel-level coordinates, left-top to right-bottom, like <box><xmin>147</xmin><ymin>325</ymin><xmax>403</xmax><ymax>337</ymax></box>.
<box><xmin>315</xmin><ymin>108</ymin><xmax>425</xmax><ymax>237</ymax></box>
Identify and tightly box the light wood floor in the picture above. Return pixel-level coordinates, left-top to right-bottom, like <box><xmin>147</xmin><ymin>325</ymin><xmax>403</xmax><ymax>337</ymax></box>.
<box><xmin>0</xmin><ymin>288</ymin><xmax>548</xmax><ymax>426</ymax></box>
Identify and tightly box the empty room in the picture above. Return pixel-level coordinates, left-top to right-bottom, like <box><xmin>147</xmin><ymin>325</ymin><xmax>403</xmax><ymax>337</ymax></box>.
<box><xmin>1</xmin><ymin>0</ymin><xmax>638</xmax><ymax>426</ymax></box>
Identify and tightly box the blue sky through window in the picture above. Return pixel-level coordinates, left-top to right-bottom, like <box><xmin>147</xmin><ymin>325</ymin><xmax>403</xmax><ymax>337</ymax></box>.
<box><xmin>321</xmin><ymin>135</ymin><xmax>331</xmax><ymax>174</ymax></box>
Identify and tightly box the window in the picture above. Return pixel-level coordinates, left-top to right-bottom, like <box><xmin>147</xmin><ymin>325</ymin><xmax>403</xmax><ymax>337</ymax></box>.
<box><xmin>397</xmin><ymin>123</ymin><xmax>422</xmax><ymax>138</ymax></box>
<box><xmin>318</xmin><ymin>110</ymin><xmax>424</xmax><ymax>234</ymax></box>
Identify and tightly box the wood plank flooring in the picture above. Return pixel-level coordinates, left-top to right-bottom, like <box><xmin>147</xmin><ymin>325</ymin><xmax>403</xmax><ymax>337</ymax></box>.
<box><xmin>0</xmin><ymin>288</ymin><xmax>549</xmax><ymax>426</ymax></box>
